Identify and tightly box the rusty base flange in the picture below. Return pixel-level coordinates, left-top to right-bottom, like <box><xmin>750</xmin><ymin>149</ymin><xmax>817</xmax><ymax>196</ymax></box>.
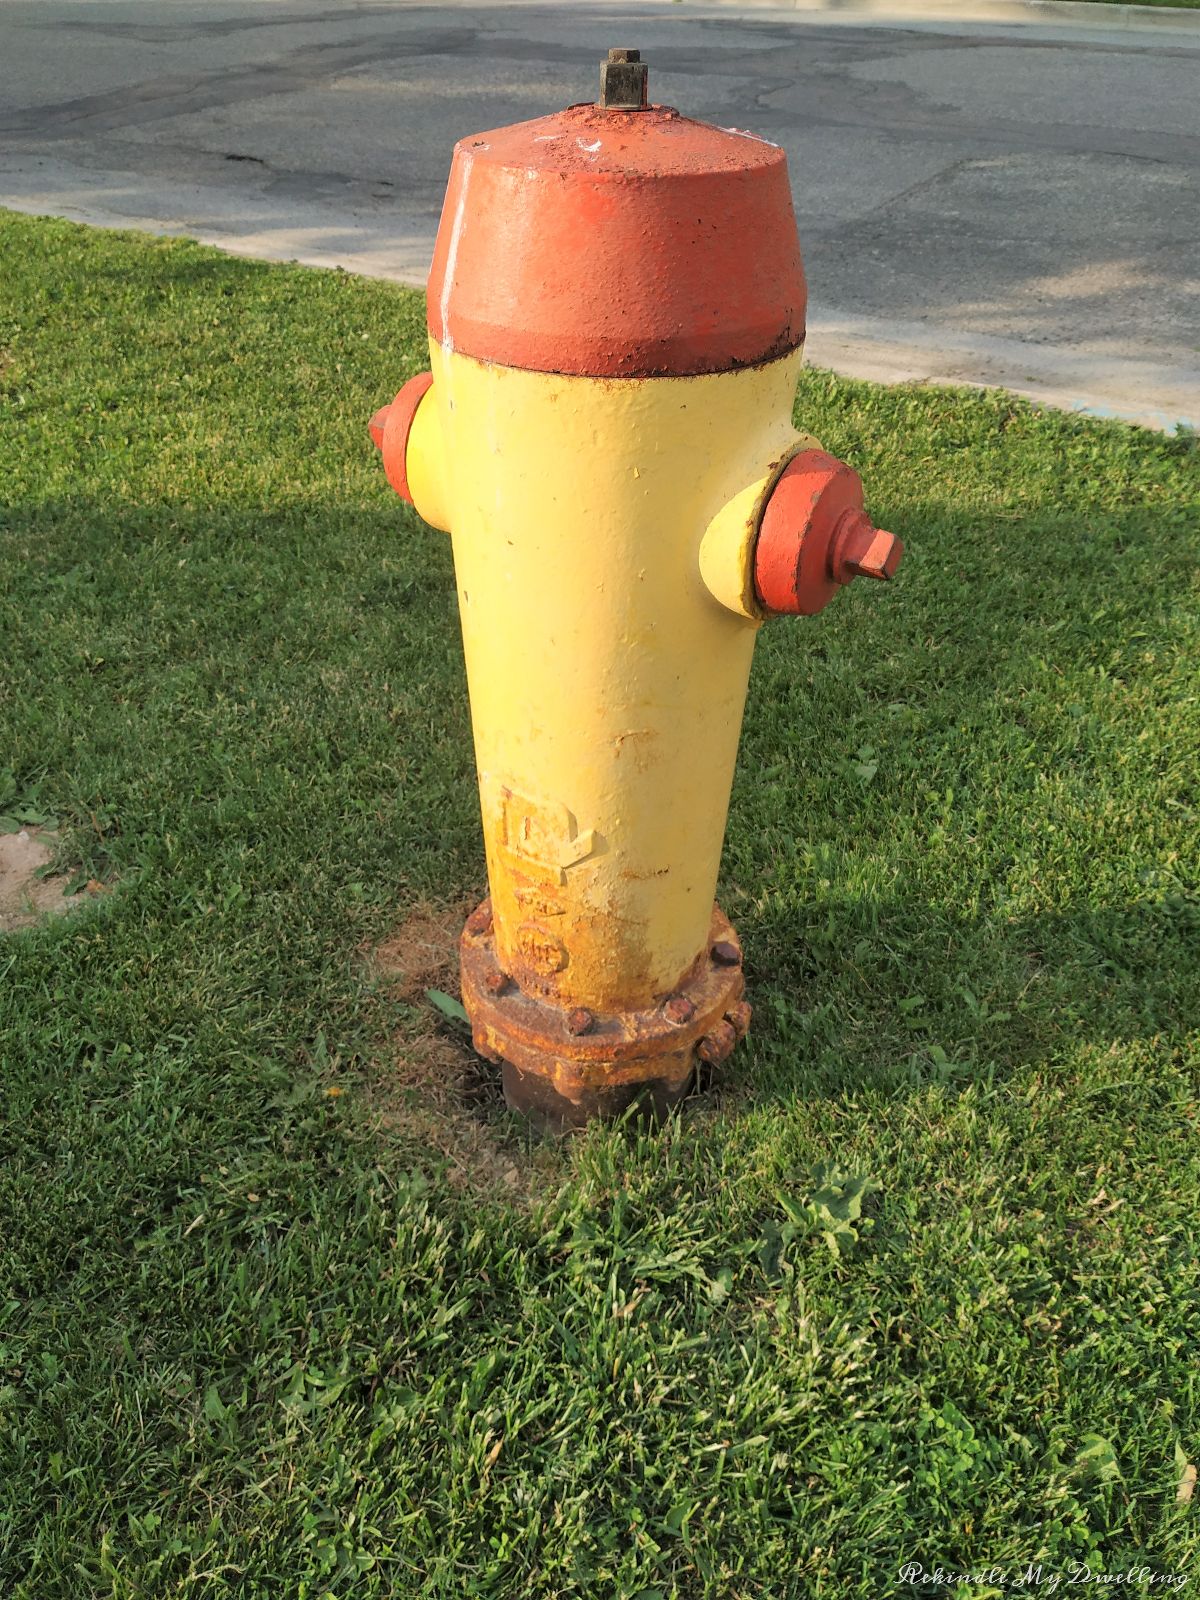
<box><xmin>460</xmin><ymin>899</ymin><xmax>751</xmax><ymax>1131</ymax></box>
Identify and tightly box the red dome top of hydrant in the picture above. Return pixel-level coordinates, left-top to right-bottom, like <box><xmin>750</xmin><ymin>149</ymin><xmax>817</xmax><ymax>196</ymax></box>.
<box><xmin>426</xmin><ymin>58</ymin><xmax>806</xmax><ymax>379</ymax></box>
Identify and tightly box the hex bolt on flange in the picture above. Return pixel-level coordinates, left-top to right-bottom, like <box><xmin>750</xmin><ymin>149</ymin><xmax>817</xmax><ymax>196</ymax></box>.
<box><xmin>664</xmin><ymin>995</ymin><xmax>696</xmax><ymax>1025</ymax></box>
<box><xmin>566</xmin><ymin>1007</ymin><xmax>596</xmax><ymax>1037</ymax></box>
<box><xmin>726</xmin><ymin>1001</ymin><xmax>753</xmax><ymax>1039</ymax></box>
<box><xmin>711</xmin><ymin>940</ymin><xmax>742</xmax><ymax>967</ymax></box>
<box><xmin>697</xmin><ymin>1021</ymin><xmax>739</xmax><ymax>1066</ymax></box>
<box><xmin>484</xmin><ymin>970</ymin><xmax>510</xmax><ymax>998</ymax></box>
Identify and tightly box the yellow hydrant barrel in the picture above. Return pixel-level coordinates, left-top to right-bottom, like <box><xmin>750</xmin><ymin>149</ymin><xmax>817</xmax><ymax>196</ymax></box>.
<box><xmin>370</xmin><ymin>49</ymin><xmax>903</xmax><ymax>1127</ymax></box>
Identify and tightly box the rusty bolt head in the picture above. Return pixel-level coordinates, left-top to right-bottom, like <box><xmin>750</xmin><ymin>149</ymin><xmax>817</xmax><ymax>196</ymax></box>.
<box><xmin>600</xmin><ymin>46</ymin><xmax>648</xmax><ymax>110</ymax></box>
<box><xmin>664</xmin><ymin>995</ymin><xmax>696</xmax><ymax>1026</ymax></box>
<box><xmin>696</xmin><ymin>1021</ymin><xmax>738</xmax><ymax>1066</ymax></box>
<box><xmin>465</xmin><ymin>906</ymin><xmax>493</xmax><ymax>938</ymax></box>
<box><xmin>726</xmin><ymin>1000</ymin><xmax>753</xmax><ymax>1040</ymax></box>
<box><xmin>711</xmin><ymin>940</ymin><xmax>742</xmax><ymax>967</ymax></box>
<box><xmin>484</xmin><ymin>970</ymin><xmax>510</xmax><ymax>998</ymax></box>
<box><xmin>566</xmin><ymin>1007</ymin><xmax>595</xmax><ymax>1036</ymax></box>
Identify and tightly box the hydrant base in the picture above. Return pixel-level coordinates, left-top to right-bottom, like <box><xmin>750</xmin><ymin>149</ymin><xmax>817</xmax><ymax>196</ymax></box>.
<box><xmin>460</xmin><ymin>900</ymin><xmax>750</xmax><ymax>1131</ymax></box>
<box><xmin>500</xmin><ymin>1061</ymin><xmax>696</xmax><ymax>1132</ymax></box>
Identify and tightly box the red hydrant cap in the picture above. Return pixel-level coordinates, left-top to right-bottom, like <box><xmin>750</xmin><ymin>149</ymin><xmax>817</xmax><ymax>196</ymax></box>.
<box><xmin>754</xmin><ymin>450</ymin><xmax>903</xmax><ymax>617</ymax></box>
<box><xmin>426</xmin><ymin>101</ymin><xmax>806</xmax><ymax>379</ymax></box>
<box><xmin>370</xmin><ymin>371</ymin><xmax>433</xmax><ymax>504</ymax></box>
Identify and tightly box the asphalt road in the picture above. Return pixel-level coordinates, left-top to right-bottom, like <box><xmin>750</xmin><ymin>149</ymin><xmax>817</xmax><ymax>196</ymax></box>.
<box><xmin>2</xmin><ymin>0</ymin><xmax>1197</xmax><ymax>428</ymax></box>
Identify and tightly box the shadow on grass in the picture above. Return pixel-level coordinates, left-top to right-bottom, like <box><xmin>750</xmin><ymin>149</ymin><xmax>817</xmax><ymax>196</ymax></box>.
<box><xmin>1</xmin><ymin>479</ymin><xmax>1195</xmax><ymax>1133</ymax></box>
<box><xmin>727</xmin><ymin>894</ymin><xmax>1198</xmax><ymax>1108</ymax></box>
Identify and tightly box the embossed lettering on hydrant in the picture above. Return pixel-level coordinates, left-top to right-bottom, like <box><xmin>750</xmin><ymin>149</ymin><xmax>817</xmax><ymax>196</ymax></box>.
<box><xmin>490</xmin><ymin>781</ymin><xmax>602</xmax><ymax>886</ymax></box>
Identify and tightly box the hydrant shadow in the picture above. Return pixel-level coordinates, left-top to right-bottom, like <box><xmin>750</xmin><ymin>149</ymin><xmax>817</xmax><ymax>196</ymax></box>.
<box><xmin>5</xmin><ymin>430</ymin><xmax>1192</xmax><ymax>1146</ymax></box>
<box><xmin>722</xmin><ymin>895</ymin><xmax>1197</xmax><ymax>1115</ymax></box>
<box><xmin>720</xmin><ymin>469</ymin><xmax>1197</xmax><ymax>1117</ymax></box>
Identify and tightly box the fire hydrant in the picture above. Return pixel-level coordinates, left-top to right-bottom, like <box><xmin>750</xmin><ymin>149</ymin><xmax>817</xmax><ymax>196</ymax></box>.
<box><xmin>371</xmin><ymin>48</ymin><xmax>903</xmax><ymax>1127</ymax></box>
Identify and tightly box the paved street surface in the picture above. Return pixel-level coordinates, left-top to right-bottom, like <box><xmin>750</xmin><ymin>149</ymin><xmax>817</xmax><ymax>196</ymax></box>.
<box><xmin>1</xmin><ymin>0</ymin><xmax>1197</xmax><ymax>428</ymax></box>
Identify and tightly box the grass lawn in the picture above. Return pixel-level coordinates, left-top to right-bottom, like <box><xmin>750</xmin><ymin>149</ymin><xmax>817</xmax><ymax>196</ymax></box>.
<box><xmin>1</xmin><ymin>209</ymin><xmax>1198</xmax><ymax>1598</ymax></box>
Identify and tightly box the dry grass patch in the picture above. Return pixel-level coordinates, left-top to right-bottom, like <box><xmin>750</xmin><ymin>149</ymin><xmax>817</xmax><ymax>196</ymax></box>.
<box><xmin>363</xmin><ymin>899</ymin><xmax>552</xmax><ymax>1197</ymax></box>
<box><xmin>369</xmin><ymin>899</ymin><xmax>466</xmax><ymax>1002</ymax></box>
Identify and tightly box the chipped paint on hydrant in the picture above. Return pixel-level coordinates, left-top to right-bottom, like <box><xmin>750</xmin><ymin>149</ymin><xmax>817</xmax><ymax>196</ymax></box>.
<box><xmin>369</xmin><ymin>48</ymin><xmax>904</xmax><ymax>1129</ymax></box>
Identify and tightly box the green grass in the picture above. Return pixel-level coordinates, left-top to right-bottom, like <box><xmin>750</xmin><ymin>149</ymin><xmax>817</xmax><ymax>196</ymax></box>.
<box><xmin>1</xmin><ymin>209</ymin><xmax>1198</xmax><ymax>1599</ymax></box>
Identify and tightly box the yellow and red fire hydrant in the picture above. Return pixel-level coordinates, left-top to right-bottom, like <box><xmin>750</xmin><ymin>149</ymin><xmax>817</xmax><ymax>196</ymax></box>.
<box><xmin>371</xmin><ymin>48</ymin><xmax>902</xmax><ymax>1127</ymax></box>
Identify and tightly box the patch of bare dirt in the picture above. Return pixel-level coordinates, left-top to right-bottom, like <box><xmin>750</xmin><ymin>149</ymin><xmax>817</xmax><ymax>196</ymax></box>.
<box><xmin>370</xmin><ymin>1034</ymin><xmax>532</xmax><ymax>1198</ymax></box>
<box><xmin>364</xmin><ymin>900</ymin><xmax>554</xmax><ymax>1200</ymax></box>
<box><xmin>368</xmin><ymin>900</ymin><xmax>466</xmax><ymax>1001</ymax></box>
<box><xmin>0</xmin><ymin>828</ymin><xmax>102</xmax><ymax>932</ymax></box>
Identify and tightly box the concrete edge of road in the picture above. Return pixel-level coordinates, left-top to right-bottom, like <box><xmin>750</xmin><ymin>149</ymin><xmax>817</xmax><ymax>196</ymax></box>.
<box><xmin>805</xmin><ymin>315</ymin><xmax>1200</xmax><ymax>436</ymax></box>
<box><xmin>2</xmin><ymin>195</ymin><xmax>1194</xmax><ymax>436</ymax></box>
<box><xmin>663</xmin><ymin>0</ymin><xmax>1200</xmax><ymax>35</ymax></box>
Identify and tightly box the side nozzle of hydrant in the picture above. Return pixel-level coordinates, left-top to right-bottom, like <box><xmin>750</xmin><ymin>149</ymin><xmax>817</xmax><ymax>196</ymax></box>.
<box><xmin>753</xmin><ymin>449</ymin><xmax>902</xmax><ymax>617</ymax></box>
<box><xmin>369</xmin><ymin>371</ymin><xmax>451</xmax><ymax>531</ymax></box>
<box><xmin>699</xmin><ymin>442</ymin><xmax>902</xmax><ymax>622</ymax></box>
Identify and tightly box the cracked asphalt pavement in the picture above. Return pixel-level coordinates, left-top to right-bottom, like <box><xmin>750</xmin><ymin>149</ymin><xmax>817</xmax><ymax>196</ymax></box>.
<box><xmin>1</xmin><ymin>0</ymin><xmax>1197</xmax><ymax>428</ymax></box>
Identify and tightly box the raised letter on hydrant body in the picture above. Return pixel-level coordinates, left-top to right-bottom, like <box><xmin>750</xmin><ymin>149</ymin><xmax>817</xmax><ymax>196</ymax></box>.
<box><xmin>370</xmin><ymin>48</ymin><xmax>903</xmax><ymax>1128</ymax></box>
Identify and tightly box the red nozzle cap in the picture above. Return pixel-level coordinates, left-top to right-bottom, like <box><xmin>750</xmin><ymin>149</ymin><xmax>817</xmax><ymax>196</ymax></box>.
<box><xmin>753</xmin><ymin>449</ymin><xmax>902</xmax><ymax>618</ymax></box>
<box><xmin>369</xmin><ymin>371</ymin><xmax>434</xmax><ymax>505</ymax></box>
